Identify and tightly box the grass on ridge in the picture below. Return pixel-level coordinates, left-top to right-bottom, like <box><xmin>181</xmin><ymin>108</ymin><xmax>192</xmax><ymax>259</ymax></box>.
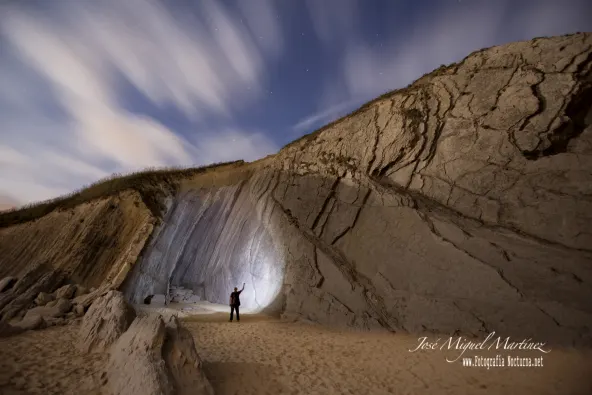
<box><xmin>0</xmin><ymin>161</ymin><xmax>245</xmax><ymax>228</ymax></box>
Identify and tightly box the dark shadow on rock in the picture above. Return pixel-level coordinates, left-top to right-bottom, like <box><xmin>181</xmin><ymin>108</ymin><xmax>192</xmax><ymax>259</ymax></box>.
<box><xmin>0</xmin><ymin>263</ymin><xmax>67</xmax><ymax>322</ymax></box>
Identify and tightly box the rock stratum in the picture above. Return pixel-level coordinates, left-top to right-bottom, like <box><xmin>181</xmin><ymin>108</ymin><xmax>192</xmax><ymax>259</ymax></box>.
<box><xmin>1</xmin><ymin>33</ymin><xmax>591</xmax><ymax>346</ymax></box>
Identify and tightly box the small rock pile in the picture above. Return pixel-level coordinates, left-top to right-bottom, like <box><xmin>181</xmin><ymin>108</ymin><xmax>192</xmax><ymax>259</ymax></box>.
<box><xmin>169</xmin><ymin>285</ymin><xmax>201</xmax><ymax>303</ymax></box>
<box><xmin>0</xmin><ymin>274</ymin><xmax>96</xmax><ymax>336</ymax></box>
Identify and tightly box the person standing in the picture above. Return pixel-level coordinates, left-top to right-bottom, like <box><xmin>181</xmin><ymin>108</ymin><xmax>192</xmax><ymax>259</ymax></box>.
<box><xmin>229</xmin><ymin>283</ymin><xmax>245</xmax><ymax>322</ymax></box>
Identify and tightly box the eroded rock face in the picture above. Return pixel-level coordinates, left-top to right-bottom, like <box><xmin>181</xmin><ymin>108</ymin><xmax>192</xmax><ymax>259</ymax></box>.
<box><xmin>0</xmin><ymin>265</ymin><xmax>66</xmax><ymax>322</ymax></box>
<box><xmin>163</xmin><ymin>316</ymin><xmax>214</xmax><ymax>395</ymax></box>
<box><xmin>78</xmin><ymin>290</ymin><xmax>136</xmax><ymax>353</ymax></box>
<box><xmin>269</xmin><ymin>34</ymin><xmax>592</xmax><ymax>343</ymax></box>
<box><xmin>122</xmin><ymin>181</ymin><xmax>284</xmax><ymax>312</ymax></box>
<box><xmin>121</xmin><ymin>33</ymin><xmax>592</xmax><ymax>346</ymax></box>
<box><xmin>0</xmin><ymin>191</ymin><xmax>155</xmax><ymax>290</ymax></box>
<box><xmin>1</xmin><ymin>33</ymin><xmax>591</xmax><ymax>346</ymax></box>
<box><xmin>107</xmin><ymin>314</ymin><xmax>171</xmax><ymax>395</ymax></box>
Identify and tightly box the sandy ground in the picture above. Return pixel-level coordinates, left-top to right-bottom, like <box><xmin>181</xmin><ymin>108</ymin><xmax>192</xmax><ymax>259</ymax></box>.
<box><xmin>184</xmin><ymin>313</ymin><xmax>592</xmax><ymax>395</ymax></box>
<box><xmin>1</xmin><ymin>302</ymin><xmax>591</xmax><ymax>395</ymax></box>
<box><xmin>0</xmin><ymin>322</ymin><xmax>106</xmax><ymax>395</ymax></box>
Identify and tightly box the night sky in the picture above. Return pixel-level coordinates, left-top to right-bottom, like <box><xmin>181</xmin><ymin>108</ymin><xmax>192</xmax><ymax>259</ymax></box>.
<box><xmin>1</xmin><ymin>0</ymin><xmax>591</xmax><ymax>205</ymax></box>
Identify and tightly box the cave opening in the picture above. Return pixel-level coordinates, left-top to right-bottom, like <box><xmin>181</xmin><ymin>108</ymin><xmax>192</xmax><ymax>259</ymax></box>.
<box><xmin>121</xmin><ymin>182</ymin><xmax>286</xmax><ymax>313</ymax></box>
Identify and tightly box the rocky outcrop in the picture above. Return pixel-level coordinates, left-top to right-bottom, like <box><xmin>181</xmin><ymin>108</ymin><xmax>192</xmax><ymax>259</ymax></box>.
<box><xmin>0</xmin><ymin>276</ymin><xmax>16</xmax><ymax>293</ymax></box>
<box><xmin>120</xmin><ymin>33</ymin><xmax>592</xmax><ymax>346</ymax></box>
<box><xmin>0</xmin><ymin>264</ymin><xmax>66</xmax><ymax>322</ymax></box>
<box><xmin>0</xmin><ymin>191</ymin><xmax>154</xmax><ymax>322</ymax></box>
<box><xmin>170</xmin><ymin>286</ymin><xmax>201</xmax><ymax>303</ymax></box>
<box><xmin>163</xmin><ymin>316</ymin><xmax>213</xmax><ymax>395</ymax></box>
<box><xmin>78</xmin><ymin>290</ymin><xmax>136</xmax><ymax>353</ymax></box>
<box><xmin>106</xmin><ymin>314</ymin><xmax>213</xmax><ymax>395</ymax></box>
<box><xmin>107</xmin><ymin>314</ymin><xmax>170</xmax><ymax>395</ymax></box>
<box><xmin>265</xmin><ymin>33</ymin><xmax>592</xmax><ymax>344</ymax></box>
<box><xmin>1</xmin><ymin>33</ymin><xmax>591</xmax><ymax>346</ymax></box>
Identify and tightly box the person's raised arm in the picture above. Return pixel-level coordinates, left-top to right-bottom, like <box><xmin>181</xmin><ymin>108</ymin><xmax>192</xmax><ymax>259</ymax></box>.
<box><xmin>239</xmin><ymin>282</ymin><xmax>245</xmax><ymax>293</ymax></box>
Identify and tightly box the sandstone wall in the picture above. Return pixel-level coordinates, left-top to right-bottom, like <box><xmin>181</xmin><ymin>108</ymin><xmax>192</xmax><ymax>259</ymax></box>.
<box><xmin>0</xmin><ymin>191</ymin><xmax>155</xmax><ymax>289</ymax></box>
<box><xmin>262</xmin><ymin>33</ymin><xmax>592</xmax><ymax>344</ymax></box>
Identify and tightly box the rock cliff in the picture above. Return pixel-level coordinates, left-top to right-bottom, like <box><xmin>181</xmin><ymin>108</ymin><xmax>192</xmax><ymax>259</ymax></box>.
<box><xmin>1</xmin><ymin>33</ymin><xmax>591</xmax><ymax>346</ymax></box>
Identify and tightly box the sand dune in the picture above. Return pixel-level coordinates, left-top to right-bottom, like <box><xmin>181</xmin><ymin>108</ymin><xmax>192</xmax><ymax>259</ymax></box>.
<box><xmin>1</xmin><ymin>305</ymin><xmax>591</xmax><ymax>395</ymax></box>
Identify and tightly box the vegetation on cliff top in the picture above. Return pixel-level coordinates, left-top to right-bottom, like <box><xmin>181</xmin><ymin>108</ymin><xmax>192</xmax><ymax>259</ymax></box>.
<box><xmin>0</xmin><ymin>161</ymin><xmax>244</xmax><ymax>228</ymax></box>
<box><xmin>281</xmin><ymin>61</ymin><xmax>458</xmax><ymax>151</ymax></box>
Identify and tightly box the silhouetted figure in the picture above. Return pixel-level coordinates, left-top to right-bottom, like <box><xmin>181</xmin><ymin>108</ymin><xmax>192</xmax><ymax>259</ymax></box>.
<box><xmin>229</xmin><ymin>283</ymin><xmax>245</xmax><ymax>322</ymax></box>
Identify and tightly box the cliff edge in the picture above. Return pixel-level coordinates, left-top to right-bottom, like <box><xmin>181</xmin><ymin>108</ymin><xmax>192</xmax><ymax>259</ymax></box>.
<box><xmin>1</xmin><ymin>33</ymin><xmax>591</xmax><ymax>346</ymax></box>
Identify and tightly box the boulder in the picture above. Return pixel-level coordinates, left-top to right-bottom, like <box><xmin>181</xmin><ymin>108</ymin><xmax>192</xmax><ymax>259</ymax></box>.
<box><xmin>105</xmin><ymin>314</ymin><xmax>213</xmax><ymax>395</ymax></box>
<box><xmin>74</xmin><ymin>304</ymin><xmax>85</xmax><ymax>317</ymax></box>
<box><xmin>55</xmin><ymin>284</ymin><xmax>77</xmax><ymax>300</ymax></box>
<box><xmin>13</xmin><ymin>315</ymin><xmax>45</xmax><ymax>331</ymax></box>
<box><xmin>0</xmin><ymin>277</ymin><xmax>17</xmax><ymax>293</ymax></box>
<box><xmin>34</xmin><ymin>292</ymin><xmax>55</xmax><ymax>306</ymax></box>
<box><xmin>46</xmin><ymin>300</ymin><xmax>58</xmax><ymax>308</ymax></box>
<box><xmin>107</xmin><ymin>314</ymin><xmax>172</xmax><ymax>395</ymax></box>
<box><xmin>77</xmin><ymin>290</ymin><xmax>136</xmax><ymax>353</ymax></box>
<box><xmin>74</xmin><ymin>285</ymin><xmax>88</xmax><ymax>298</ymax></box>
<box><xmin>24</xmin><ymin>298</ymin><xmax>72</xmax><ymax>320</ymax></box>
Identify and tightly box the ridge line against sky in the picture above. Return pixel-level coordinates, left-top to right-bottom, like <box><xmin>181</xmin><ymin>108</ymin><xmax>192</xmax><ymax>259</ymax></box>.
<box><xmin>0</xmin><ymin>0</ymin><xmax>591</xmax><ymax>206</ymax></box>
